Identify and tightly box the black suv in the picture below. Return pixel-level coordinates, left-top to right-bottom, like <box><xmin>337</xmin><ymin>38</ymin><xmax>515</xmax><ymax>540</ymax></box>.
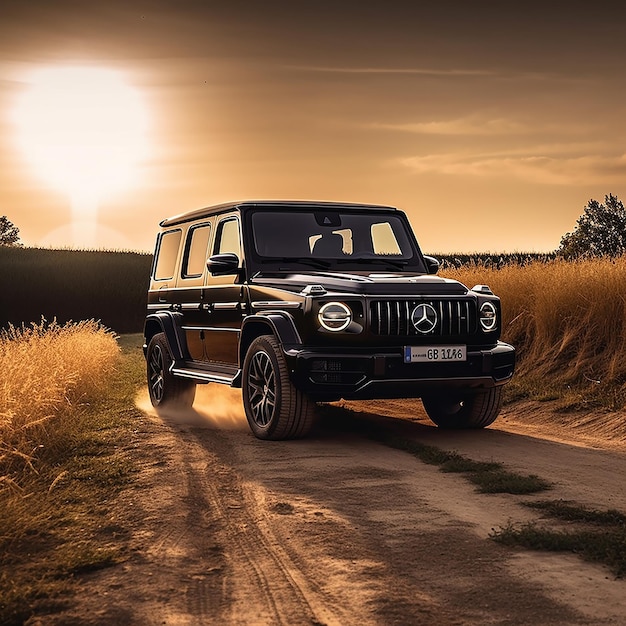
<box><xmin>144</xmin><ymin>200</ymin><xmax>515</xmax><ymax>439</ymax></box>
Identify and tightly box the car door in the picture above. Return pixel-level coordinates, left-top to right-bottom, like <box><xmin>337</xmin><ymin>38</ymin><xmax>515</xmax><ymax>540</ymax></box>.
<box><xmin>175</xmin><ymin>221</ymin><xmax>213</xmax><ymax>361</ymax></box>
<box><xmin>203</xmin><ymin>213</ymin><xmax>246</xmax><ymax>367</ymax></box>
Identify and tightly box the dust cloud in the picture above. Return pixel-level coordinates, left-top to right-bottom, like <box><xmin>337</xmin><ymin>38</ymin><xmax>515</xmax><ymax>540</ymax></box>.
<box><xmin>135</xmin><ymin>384</ymin><xmax>247</xmax><ymax>430</ymax></box>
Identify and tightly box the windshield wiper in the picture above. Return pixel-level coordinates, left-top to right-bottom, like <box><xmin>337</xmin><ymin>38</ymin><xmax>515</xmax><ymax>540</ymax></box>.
<box><xmin>378</xmin><ymin>259</ymin><xmax>410</xmax><ymax>270</ymax></box>
<box><xmin>333</xmin><ymin>257</ymin><xmax>410</xmax><ymax>271</ymax></box>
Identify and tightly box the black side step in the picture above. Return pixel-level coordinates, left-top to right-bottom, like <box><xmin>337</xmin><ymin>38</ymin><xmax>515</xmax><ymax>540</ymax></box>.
<box><xmin>171</xmin><ymin>364</ymin><xmax>240</xmax><ymax>386</ymax></box>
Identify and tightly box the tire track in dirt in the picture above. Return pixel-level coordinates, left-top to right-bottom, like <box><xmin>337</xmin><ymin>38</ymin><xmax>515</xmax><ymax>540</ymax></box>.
<box><xmin>178</xmin><ymin>428</ymin><xmax>326</xmax><ymax>625</ymax></box>
<box><xmin>171</xmin><ymin>397</ymin><xmax>585</xmax><ymax>626</ymax></box>
<box><xmin>180</xmin><ymin>422</ymin><xmax>452</xmax><ymax>626</ymax></box>
<box><xmin>37</xmin><ymin>387</ymin><xmax>626</xmax><ymax>625</ymax></box>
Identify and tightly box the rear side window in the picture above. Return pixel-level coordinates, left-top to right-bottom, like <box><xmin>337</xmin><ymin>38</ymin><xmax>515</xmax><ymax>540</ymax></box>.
<box><xmin>182</xmin><ymin>223</ymin><xmax>212</xmax><ymax>278</ymax></box>
<box><xmin>153</xmin><ymin>229</ymin><xmax>182</xmax><ymax>280</ymax></box>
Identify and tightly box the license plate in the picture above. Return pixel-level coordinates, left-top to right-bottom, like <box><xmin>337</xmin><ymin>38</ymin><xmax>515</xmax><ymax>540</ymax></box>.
<box><xmin>404</xmin><ymin>345</ymin><xmax>466</xmax><ymax>363</ymax></box>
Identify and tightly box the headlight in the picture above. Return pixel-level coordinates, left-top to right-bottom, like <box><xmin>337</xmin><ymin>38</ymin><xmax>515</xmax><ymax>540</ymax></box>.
<box><xmin>318</xmin><ymin>302</ymin><xmax>352</xmax><ymax>331</ymax></box>
<box><xmin>479</xmin><ymin>301</ymin><xmax>497</xmax><ymax>331</ymax></box>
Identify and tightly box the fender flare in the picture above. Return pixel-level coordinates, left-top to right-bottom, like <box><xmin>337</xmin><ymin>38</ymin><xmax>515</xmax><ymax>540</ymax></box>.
<box><xmin>239</xmin><ymin>312</ymin><xmax>302</xmax><ymax>363</ymax></box>
<box><xmin>143</xmin><ymin>311</ymin><xmax>191</xmax><ymax>361</ymax></box>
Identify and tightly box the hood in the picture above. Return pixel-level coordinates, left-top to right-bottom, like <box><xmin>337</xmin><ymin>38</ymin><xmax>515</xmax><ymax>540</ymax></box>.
<box><xmin>251</xmin><ymin>271</ymin><xmax>468</xmax><ymax>296</ymax></box>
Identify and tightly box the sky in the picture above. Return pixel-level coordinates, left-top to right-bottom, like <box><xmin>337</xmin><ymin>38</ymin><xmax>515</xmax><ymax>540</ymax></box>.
<box><xmin>1</xmin><ymin>1</ymin><xmax>626</xmax><ymax>253</ymax></box>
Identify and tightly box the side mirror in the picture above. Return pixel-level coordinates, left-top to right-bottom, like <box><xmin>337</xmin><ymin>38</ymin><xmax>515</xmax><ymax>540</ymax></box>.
<box><xmin>424</xmin><ymin>255</ymin><xmax>440</xmax><ymax>275</ymax></box>
<box><xmin>207</xmin><ymin>253</ymin><xmax>240</xmax><ymax>276</ymax></box>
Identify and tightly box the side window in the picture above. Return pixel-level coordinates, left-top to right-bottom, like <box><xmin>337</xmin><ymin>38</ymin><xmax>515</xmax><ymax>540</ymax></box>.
<box><xmin>154</xmin><ymin>229</ymin><xmax>182</xmax><ymax>280</ymax></box>
<box><xmin>214</xmin><ymin>217</ymin><xmax>241</xmax><ymax>257</ymax></box>
<box><xmin>182</xmin><ymin>223</ymin><xmax>212</xmax><ymax>278</ymax></box>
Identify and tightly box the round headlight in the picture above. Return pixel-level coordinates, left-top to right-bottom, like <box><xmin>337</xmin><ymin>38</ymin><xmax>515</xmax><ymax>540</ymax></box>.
<box><xmin>479</xmin><ymin>301</ymin><xmax>497</xmax><ymax>331</ymax></box>
<box><xmin>318</xmin><ymin>302</ymin><xmax>352</xmax><ymax>332</ymax></box>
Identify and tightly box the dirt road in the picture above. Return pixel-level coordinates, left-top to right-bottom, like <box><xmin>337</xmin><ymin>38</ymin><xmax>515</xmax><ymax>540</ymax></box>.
<box><xmin>40</xmin><ymin>388</ymin><xmax>626</xmax><ymax>625</ymax></box>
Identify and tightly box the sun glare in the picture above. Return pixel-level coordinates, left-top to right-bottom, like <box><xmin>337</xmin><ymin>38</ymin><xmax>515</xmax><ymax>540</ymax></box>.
<box><xmin>12</xmin><ymin>66</ymin><xmax>149</xmax><ymax>246</ymax></box>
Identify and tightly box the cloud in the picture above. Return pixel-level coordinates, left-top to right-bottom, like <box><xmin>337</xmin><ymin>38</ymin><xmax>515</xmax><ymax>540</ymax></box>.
<box><xmin>285</xmin><ymin>65</ymin><xmax>573</xmax><ymax>83</ymax></box>
<box><xmin>369</xmin><ymin>114</ymin><xmax>598</xmax><ymax>138</ymax></box>
<box><xmin>373</xmin><ymin>116</ymin><xmax>527</xmax><ymax>136</ymax></box>
<box><xmin>401</xmin><ymin>152</ymin><xmax>626</xmax><ymax>185</ymax></box>
<box><xmin>286</xmin><ymin>65</ymin><xmax>495</xmax><ymax>77</ymax></box>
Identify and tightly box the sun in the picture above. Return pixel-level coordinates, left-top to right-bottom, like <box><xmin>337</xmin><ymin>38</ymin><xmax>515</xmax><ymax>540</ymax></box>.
<box><xmin>12</xmin><ymin>66</ymin><xmax>149</xmax><ymax>245</ymax></box>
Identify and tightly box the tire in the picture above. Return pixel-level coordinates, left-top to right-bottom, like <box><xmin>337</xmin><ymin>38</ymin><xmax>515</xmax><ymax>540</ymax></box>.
<box><xmin>242</xmin><ymin>335</ymin><xmax>315</xmax><ymax>440</ymax></box>
<box><xmin>422</xmin><ymin>387</ymin><xmax>503</xmax><ymax>429</ymax></box>
<box><xmin>146</xmin><ymin>333</ymin><xmax>196</xmax><ymax>409</ymax></box>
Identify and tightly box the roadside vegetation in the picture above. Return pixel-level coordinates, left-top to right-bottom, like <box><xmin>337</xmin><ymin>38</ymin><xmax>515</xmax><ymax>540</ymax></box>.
<box><xmin>0</xmin><ymin>320</ymin><xmax>119</xmax><ymax>483</ymax></box>
<box><xmin>433</xmin><ymin>194</ymin><xmax>626</xmax><ymax>411</ymax></box>
<box><xmin>492</xmin><ymin>500</ymin><xmax>626</xmax><ymax>578</ymax></box>
<box><xmin>439</xmin><ymin>255</ymin><xmax>626</xmax><ymax>411</ymax></box>
<box><xmin>0</xmin><ymin>324</ymin><xmax>145</xmax><ymax>625</ymax></box>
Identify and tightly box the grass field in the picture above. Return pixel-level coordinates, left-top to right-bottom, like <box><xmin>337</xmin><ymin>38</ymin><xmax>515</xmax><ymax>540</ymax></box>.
<box><xmin>441</xmin><ymin>256</ymin><xmax>626</xmax><ymax>409</ymax></box>
<box><xmin>0</xmin><ymin>246</ymin><xmax>152</xmax><ymax>333</ymax></box>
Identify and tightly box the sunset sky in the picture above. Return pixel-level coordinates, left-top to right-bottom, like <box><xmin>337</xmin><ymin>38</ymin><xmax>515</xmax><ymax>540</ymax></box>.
<box><xmin>1</xmin><ymin>1</ymin><xmax>626</xmax><ymax>253</ymax></box>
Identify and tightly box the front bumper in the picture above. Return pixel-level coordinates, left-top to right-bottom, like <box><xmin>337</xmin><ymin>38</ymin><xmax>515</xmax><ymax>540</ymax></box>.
<box><xmin>287</xmin><ymin>341</ymin><xmax>515</xmax><ymax>401</ymax></box>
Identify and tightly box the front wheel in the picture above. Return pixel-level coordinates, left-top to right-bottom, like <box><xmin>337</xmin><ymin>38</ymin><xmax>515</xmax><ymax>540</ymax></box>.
<box><xmin>422</xmin><ymin>387</ymin><xmax>503</xmax><ymax>429</ymax></box>
<box><xmin>146</xmin><ymin>333</ymin><xmax>196</xmax><ymax>410</ymax></box>
<box><xmin>242</xmin><ymin>335</ymin><xmax>315</xmax><ymax>440</ymax></box>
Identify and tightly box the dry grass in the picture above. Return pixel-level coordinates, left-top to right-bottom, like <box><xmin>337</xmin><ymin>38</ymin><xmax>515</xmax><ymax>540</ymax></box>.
<box><xmin>0</xmin><ymin>333</ymin><xmax>144</xmax><ymax>624</ymax></box>
<box><xmin>0</xmin><ymin>320</ymin><xmax>119</xmax><ymax>484</ymax></box>
<box><xmin>442</xmin><ymin>256</ymin><xmax>626</xmax><ymax>408</ymax></box>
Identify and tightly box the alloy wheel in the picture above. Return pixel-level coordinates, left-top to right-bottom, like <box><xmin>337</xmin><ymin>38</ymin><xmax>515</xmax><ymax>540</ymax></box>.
<box><xmin>247</xmin><ymin>350</ymin><xmax>276</xmax><ymax>426</ymax></box>
<box><xmin>149</xmin><ymin>343</ymin><xmax>165</xmax><ymax>404</ymax></box>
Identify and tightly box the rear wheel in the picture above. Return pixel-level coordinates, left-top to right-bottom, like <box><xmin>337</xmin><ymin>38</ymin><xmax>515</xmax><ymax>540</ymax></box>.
<box><xmin>422</xmin><ymin>387</ymin><xmax>502</xmax><ymax>429</ymax></box>
<box><xmin>242</xmin><ymin>335</ymin><xmax>315</xmax><ymax>440</ymax></box>
<box><xmin>146</xmin><ymin>333</ymin><xmax>196</xmax><ymax>409</ymax></box>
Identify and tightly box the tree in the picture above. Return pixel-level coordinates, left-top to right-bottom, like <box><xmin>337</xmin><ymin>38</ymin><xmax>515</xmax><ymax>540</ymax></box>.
<box><xmin>557</xmin><ymin>194</ymin><xmax>626</xmax><ymax>259</ymax></box>
<box><xmin>0</xmin><ymin>216</ymin><xmax>21</xmax><ymax>247</ymax></box>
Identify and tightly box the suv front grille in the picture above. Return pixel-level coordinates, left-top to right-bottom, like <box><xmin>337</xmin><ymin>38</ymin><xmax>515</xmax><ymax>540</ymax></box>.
<box><xmin>370</xmin><ymin>299</ymin><xmax>476</xmax><ymax>336</ymax></box>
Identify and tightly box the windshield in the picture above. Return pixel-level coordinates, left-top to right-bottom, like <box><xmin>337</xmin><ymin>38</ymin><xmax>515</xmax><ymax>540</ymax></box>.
<box><xmin>250</xmin><ymin>210</ymin><xmax>424</xmax><ymax>271</ymax></box>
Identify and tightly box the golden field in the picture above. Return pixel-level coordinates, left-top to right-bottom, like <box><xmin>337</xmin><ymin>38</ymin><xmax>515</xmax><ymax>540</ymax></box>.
<box><xmin>443</xmin><ymin>256</ymin><xmax>626</xmax><ymax>407</ymax></box>
<box><xmin>0</xmin><ymin>320</ymin><xmax>119</xmax><ymax>485</ymax></box>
